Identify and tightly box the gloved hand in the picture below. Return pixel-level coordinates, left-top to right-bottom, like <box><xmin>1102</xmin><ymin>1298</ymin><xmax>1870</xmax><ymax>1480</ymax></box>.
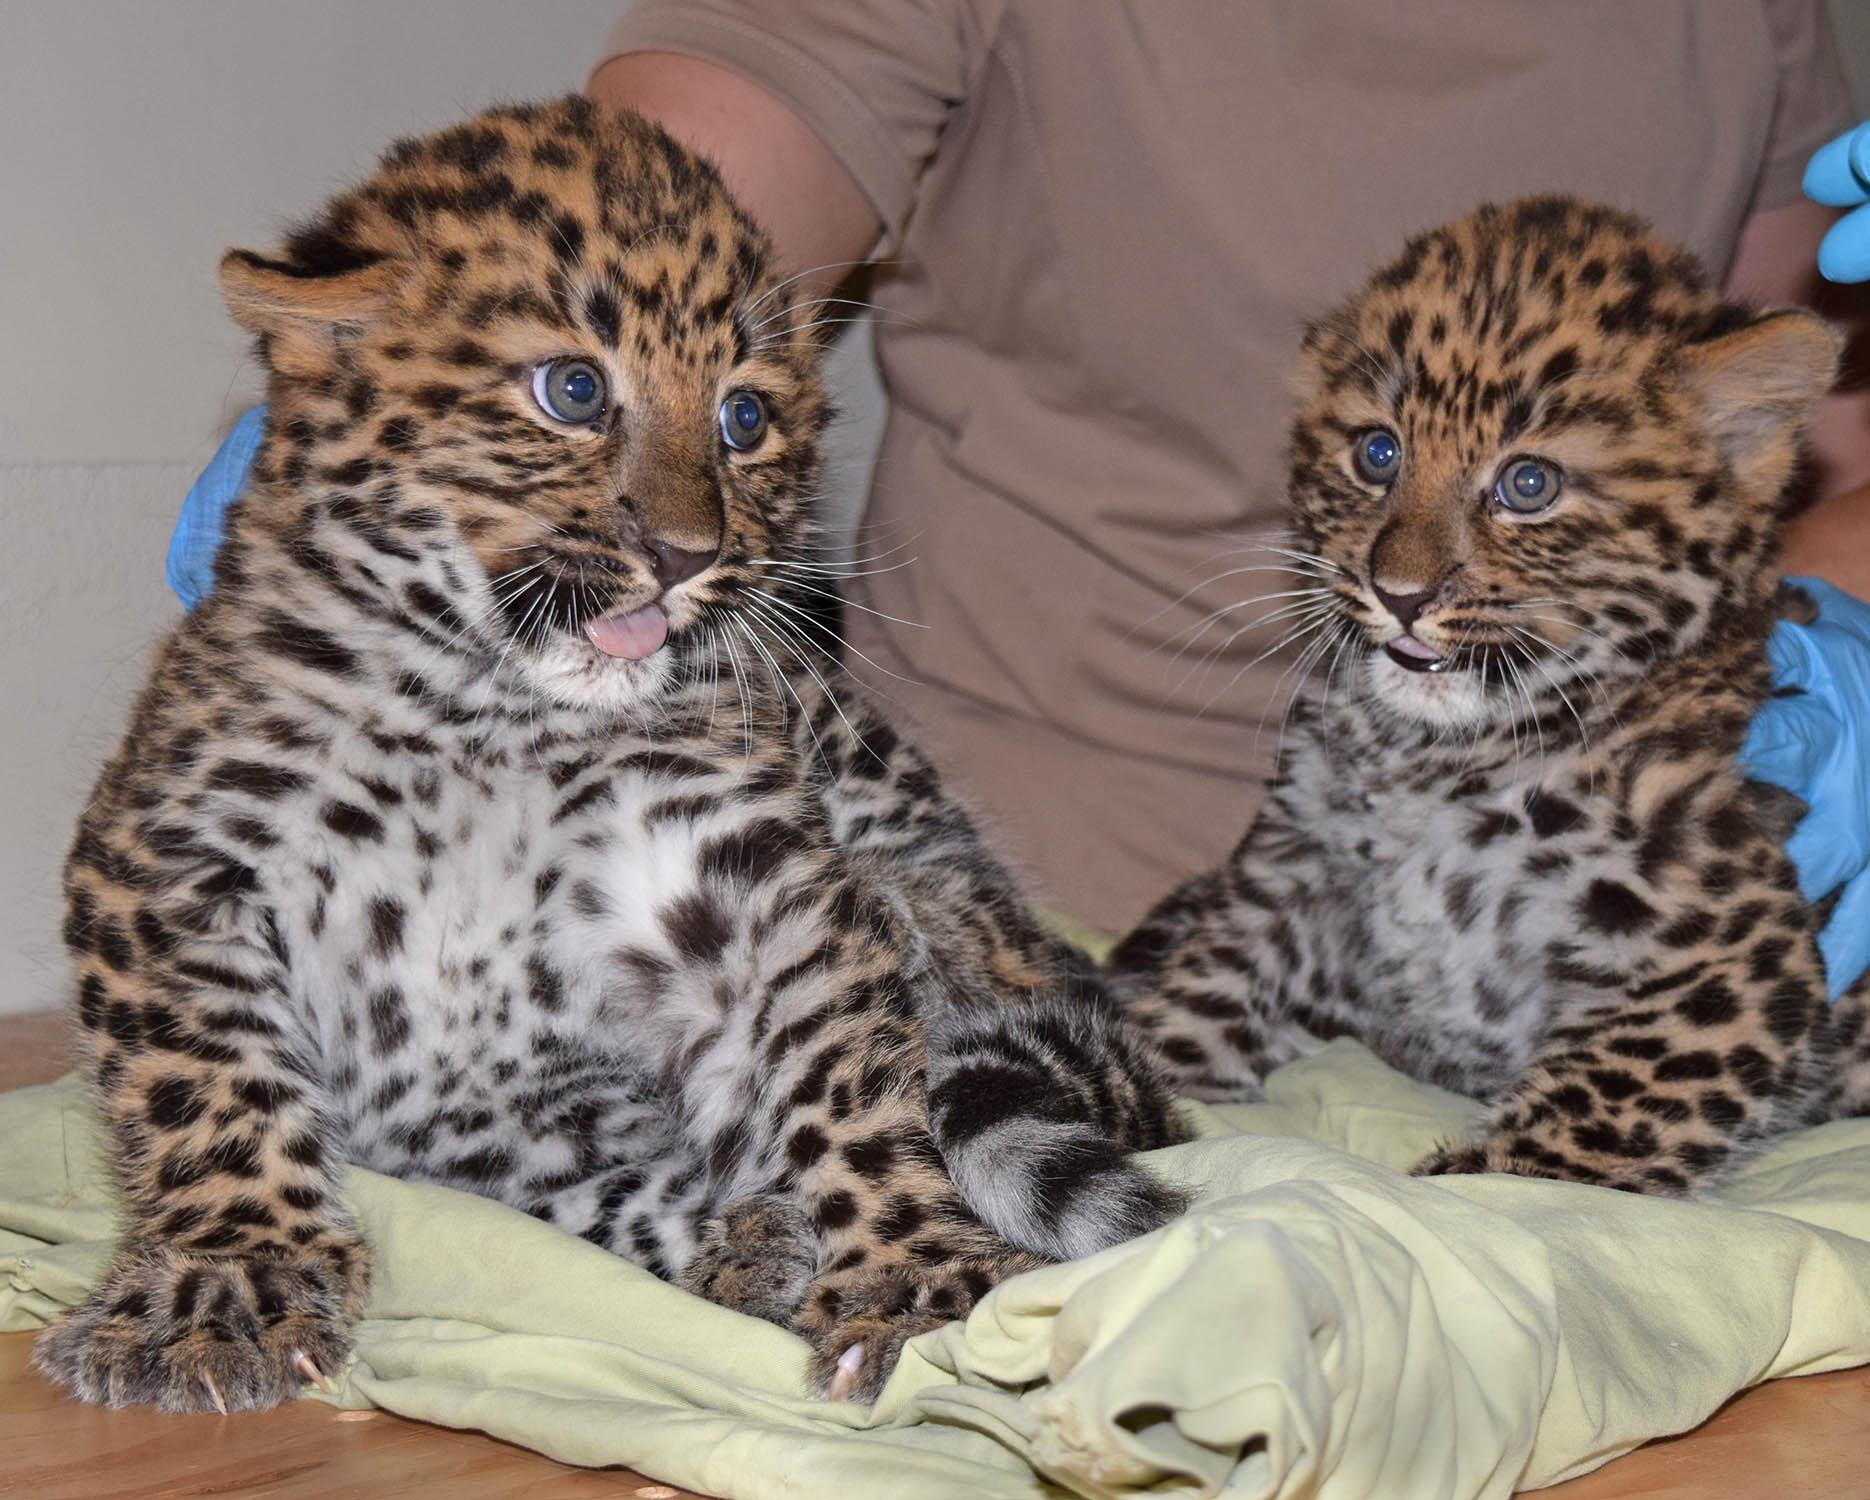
<box><xmin>1805</xmin><ymin>121</ymin><xmax>1870</xmax><ymax>283</ymax></box>
<box><xmin>1741</xmin><ymin>578</ymin><xmax>1870</xmax><ymax>1000</ymax></box>
<box><xmin>166</xmin><ymin>404</ymin><xmax>267</xmax><ymax>610</ymax></box>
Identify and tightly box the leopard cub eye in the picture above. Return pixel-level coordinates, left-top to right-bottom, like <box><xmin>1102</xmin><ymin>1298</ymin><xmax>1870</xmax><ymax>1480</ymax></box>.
<box><xmin>1352</xmin><ymin>428</ymin><xmax>1402</xmax><ymax>485</ymax></box>
<box><xmin>531</xmin><ymin>358</ymin><xmax>607</xmax><ymax>423</ymax></box>
<box><xmin>1495</xmin><ymin>457</ymin><xmax>1562</xmax><ymax>514</ymax></box>
<box><xmin>718</xmin><ymin>390</ymin><xmax>769</xmax><ymax>452</ymax></box>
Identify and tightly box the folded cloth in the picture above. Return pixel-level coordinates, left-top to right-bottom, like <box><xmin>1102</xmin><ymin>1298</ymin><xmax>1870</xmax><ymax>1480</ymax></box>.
<box><xmin>5</xmin><ymin>1045</ymin><xmax>1869</xmax><ymax>1499</ymax></box>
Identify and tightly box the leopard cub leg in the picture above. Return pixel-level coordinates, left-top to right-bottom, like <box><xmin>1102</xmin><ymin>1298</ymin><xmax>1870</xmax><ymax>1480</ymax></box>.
<box><xmin>1412</xmin><ymin>940</ymin><xmax>1831</xmax><ymax>1194</ymax></box>
<box><xmin>784</xmin><ymin>1084</ymin><xmax>1048</xmax><ymax>1403</ymax></box>
<box><xmin>1110</xmin><ymin>811</ymin><xmax>1352</xmax><ymax>1101</ymax></box>
<box><xmin>38</xmin><ymin>889</ymin><xmax>364</xmax><ymax>1412</ymax></box>
<box><xmin>684</xmin><ymin>1144</ymin><xmax>1042</xmax><ymax>1404</ymax></box>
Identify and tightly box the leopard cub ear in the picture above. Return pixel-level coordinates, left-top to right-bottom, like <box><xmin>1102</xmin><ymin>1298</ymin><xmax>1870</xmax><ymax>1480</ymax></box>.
<box><xmin>218</xmin><ymin>247</ymin><xmax>398</xmax><ymax>374</ymax></box>
<box><xmin>1680</xmin><ymin>307</ymin><xmax>1842</xmax><ymax>468</ymax></box>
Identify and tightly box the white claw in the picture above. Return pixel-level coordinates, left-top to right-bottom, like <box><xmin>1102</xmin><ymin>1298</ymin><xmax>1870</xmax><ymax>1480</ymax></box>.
<box><xmin>826</xmin><ymin>1342</ymin><xmax>866</xmax><ymax>1402</ymax></box>
<box><xmin>200</xmin><ymin>1371</ymin><xmax>229</xmax><ymax>1417</ymax></box>
<box><xmin>291</xmin><ymin>1349</ymin><xmax>334</xmax><ymax>1392</ymax></box>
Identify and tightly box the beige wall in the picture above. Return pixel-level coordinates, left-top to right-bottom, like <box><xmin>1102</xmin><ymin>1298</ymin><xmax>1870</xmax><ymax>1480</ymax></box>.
<box><xmin>0</xmin><ymin>3</ymin><xmax>1864</xmax><ymax>1016</ymax></box>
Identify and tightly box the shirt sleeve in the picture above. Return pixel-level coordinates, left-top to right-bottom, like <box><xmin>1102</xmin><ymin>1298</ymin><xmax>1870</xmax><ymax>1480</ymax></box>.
<box><xmin>590</xmin><ymin>0</ymin><xmax>997</xmax><ymax>245</ymax></box>
<box><xmin>1749</xmin><ymin>0</ymin><xmax>1857</xmax><ymax>215</ymax></box>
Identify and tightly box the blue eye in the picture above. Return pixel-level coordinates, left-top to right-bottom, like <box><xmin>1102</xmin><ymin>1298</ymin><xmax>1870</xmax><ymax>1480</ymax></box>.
<box><xmin>531</xmin><ymin>358</ymin><xmax>606</xmax><ymax>423</ymax></box>
<box><xmin>1353</xmin><ymin>428</ymin><xmax>1402</xmax><ymax>484</ymax></box>
<box><xmin>719</xmin><ymin>390</ymin><xmax>769</xmax><ymax>452</ymax></box>
<box><xmin>1496</xmin><ymin>457</ymin><xmax>1562</xmax><ymax>513</ymax></box>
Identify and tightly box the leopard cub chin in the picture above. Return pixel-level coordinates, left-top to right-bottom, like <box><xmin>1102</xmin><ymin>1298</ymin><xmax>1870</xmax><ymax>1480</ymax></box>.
<box><xmin>1115</xmin><ymin>195</ymin><xmax>1869</xmax><ymax>1194</ymax></box>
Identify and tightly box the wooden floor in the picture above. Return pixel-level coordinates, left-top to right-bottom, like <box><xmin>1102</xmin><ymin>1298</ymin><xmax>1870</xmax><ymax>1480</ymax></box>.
<box><xmin>3</xmin><ymin>1009</ymin><xmax>1866</xmax><ymax>1499</ymax></box>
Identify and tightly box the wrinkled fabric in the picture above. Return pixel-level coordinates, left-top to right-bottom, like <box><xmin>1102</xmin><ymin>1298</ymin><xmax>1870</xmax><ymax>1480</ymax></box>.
<box><xmin>1804</xmin><ymin>121</ymin><xmax>1870</xmax><ymax>282</ymax></box>
<box><xmin>7</xmin><ymin>1044</ymin><xmax>1870</xmax><ymax>1499</ymax></box>
<box><xmin>1741</xmin><ymin>576</ymin><xmax>1870</xmax><ymax>997</ymax></box>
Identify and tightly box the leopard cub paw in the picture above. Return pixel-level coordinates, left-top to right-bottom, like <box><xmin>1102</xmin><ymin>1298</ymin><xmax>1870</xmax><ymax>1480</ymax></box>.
<box><xmin>1410</xmin><ymin>1142</ymin><xmax>1492</xmax><ymax>1178</ymax></box>
<box><xmin>796</xmin><ymin>1249</ymin><xmax>1044</xmax><ymax>1404</ymax></box>
<box><xmin>680</xmin><ymin>1193</ymin><xmax>817</xmax><ymax>1328</ymax></box>
<box><xmin>33</xmin><ymin>1243</ymin><xmax>362</xmax><ymax>1413</ymax></box>
<box><xmin>1411</xmin><ymin>1136</ymin><xmax>1674</xmax><ymax>1194</ymax></box>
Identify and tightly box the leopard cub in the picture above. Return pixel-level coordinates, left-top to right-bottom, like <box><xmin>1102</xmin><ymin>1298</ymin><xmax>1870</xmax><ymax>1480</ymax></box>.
<box><xmin>1115</xmin><ymin>197</ymin><xmax>1869</xmax><ymax>1192</ymax></box>
<box><xmin>36</xmin><ymin>98</ymin><xmax>1183</xmax><ymax>1415</ymax></box>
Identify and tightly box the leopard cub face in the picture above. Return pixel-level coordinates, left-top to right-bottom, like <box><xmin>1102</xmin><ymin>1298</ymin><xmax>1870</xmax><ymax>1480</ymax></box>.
<box><xmin>219</xmin><ymin>96</ymin><xmax>828</xmax><ymax>717</ymax></box>
<box><xmin>1286</xmin><ymin>197</ymin><xmax>1839</xmax><ymax>731</ymax></box>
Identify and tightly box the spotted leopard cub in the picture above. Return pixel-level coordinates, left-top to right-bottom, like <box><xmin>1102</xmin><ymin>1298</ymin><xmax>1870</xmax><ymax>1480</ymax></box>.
<box><xmin>1114</xmin><ymin>197</ymin><xmax>1870</xmax><ymax>1192</ymax></box>
<box><xmin>37</xmin><ymin>98</ymin><xmax>1184</xmax><ymax>1415</ymax></box>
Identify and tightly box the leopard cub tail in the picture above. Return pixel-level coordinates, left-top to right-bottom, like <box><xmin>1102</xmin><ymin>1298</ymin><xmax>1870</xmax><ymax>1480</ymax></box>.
<box><xmin>925</xmin><ymin>995</ymin><xmax>1189</xmax><ymax>1263</ymax></box>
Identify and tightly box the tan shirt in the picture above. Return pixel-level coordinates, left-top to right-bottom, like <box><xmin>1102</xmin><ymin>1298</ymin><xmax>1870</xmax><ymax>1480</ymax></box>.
<box><xmin>598</xmin><ymin>1</ymin><xmax>1854</xmax><ymax>932</ymax></box>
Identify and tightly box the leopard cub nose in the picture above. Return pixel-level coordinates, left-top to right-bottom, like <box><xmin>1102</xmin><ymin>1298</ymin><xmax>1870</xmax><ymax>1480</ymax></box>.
<box><xmin>646</xmin><ymin>540</ymin><xmax>717</xmax><ymax>589</ymax></box>
<box><xmin>1372</xmin><ymin>579</ymin><xmax>1438</xmax><ymax>629</ymax></box>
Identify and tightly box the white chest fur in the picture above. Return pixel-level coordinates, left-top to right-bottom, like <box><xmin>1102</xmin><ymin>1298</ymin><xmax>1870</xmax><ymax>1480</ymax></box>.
<box><xmin>1282</xmin><ymin>727</ymin><xmax>1625</xmax><ymax>1093</ymax></box>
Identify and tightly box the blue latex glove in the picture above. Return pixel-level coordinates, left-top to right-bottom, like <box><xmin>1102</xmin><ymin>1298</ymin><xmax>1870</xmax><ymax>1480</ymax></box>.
<box><xmin>166</xmin><ymin>404</ymin><xmax>267</xmax><ymax>609</ymax></box>
<box><xmin>1741</xmin><ymin>578</ymin><xmax>1870</xmax><ymax>999</ymax></box>
<box><xmin>1804</xmin><ymin>121</ymin><xmax>1870</xmax><ymax>283</ymax></box>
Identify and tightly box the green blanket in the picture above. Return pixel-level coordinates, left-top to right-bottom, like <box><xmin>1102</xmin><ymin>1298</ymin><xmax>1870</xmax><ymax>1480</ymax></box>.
<box><xmin>5</xmin><ymin>1044</ymin><xmax>1868</xmax><ymax>1498</ymax></box>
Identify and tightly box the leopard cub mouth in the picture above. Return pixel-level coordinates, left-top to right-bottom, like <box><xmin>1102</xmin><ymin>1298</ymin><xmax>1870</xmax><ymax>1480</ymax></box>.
<box><xmin>1383</xmin><ymin>633</ymin><xmax>1451</xmax><ymax>674</ymax></box>
<box><xmin>583</xmin><ymin>602</ymin><xmax>670</xmax><ymax>660</ymax></box>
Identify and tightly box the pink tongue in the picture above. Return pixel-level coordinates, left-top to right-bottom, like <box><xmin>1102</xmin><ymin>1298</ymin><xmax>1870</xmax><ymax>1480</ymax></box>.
<box><xmin>1388</xmin><ymin>633</ymin><xmax>1441</xmax><ymax>661</ymax></box>
<box><xmin>583</xmin><ymin>603</ymin><xmax>670</xmax><ymax>660</ymax></box>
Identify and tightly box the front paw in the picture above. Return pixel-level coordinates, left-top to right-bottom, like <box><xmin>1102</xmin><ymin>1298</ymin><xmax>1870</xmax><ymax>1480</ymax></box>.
<box><xmin>680</xmin><ymin>1193</ymin><xmax>817</xmax><ymax>1327</ymax></box>
<box><xmin>1411</xmin><ymin>1142</ymin><xmax>1493</xmax><ymax>1178</ymax></box>
<box><xmin>794</xmin><ymin>1250</ymin><xmax>1041</xmax><ymax>1404</ymax></box>
<box><xmin>799</xmin><ymin>1266</ymin><xmax>944</xmax><ymax>1405</ymax></box>
<box><xmin>1410</xmin><ymin>1136</ymin><xmax>1664</xmax><ymax>1193</ymax></box>
<box><xmin>33</xmin><ymin>1242</ymin><xmax>362</xmax><ymax>1413</ymax></box>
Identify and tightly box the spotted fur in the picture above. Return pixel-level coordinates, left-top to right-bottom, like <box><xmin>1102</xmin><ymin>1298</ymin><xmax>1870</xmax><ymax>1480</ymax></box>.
<box><xmin>36</xmin><ymin>98</ymin><xmax>1183</xmax><ymax>1414</ymax></box>
<box><xmin>1115</xmin><ymin>197</ymin><xmax>1870</xmax><ymax>1193</ymax></box>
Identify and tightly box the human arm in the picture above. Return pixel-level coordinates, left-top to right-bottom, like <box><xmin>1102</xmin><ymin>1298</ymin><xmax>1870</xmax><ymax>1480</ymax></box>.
<box><xmin>584</xmin><ymin>50</ymin><xmax>880</xmax><ymax>299</ymax></box>
<box><xmin>1721</xmin><ymin>124</ymin><xmax>1870</xmax><ymax>1000</ymax></box>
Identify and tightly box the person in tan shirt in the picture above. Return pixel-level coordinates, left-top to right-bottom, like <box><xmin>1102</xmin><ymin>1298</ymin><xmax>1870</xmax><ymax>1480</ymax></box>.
<box><xmin>586</xmin><ymin>1</ymin><xmax>1870</xmax><ymax>934</ymax></box>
